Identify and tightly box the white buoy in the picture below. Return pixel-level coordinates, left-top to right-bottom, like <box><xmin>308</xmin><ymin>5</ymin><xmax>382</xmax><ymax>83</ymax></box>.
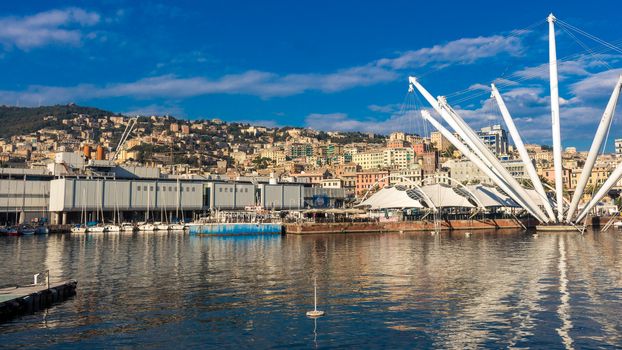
<box><xmin>306</xmin><ymin>278</ymin><xmax>325</xmax><ymax>318</ymax></box>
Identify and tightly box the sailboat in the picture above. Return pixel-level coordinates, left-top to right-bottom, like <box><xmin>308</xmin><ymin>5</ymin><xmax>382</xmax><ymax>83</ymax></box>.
<box><xmin>105</xmin><ymin>182</ymin><xmax>121</xmax><ymax>232</ymax></box>
<box><xmin>170</xmin><ymin>179</ymin><xmax>186</xmax><ymax>230</ymax></box>
<box><xmin>138</xmin><ymin>183</ymin><xmax>156</xmax><ymax>231</ymax></box>
<box><xmin>71</xmin><ymin>188</ymin><xmax>89</xmax><ymax>233</ymax></box>
<box><xmin>155</xmin><ymin>186</ymin><xmax>171</xmax><ymax>231</ymax></box>
<box><xmin>306</xmin><ymin>278</ymin><xmax>325</xmax><ymax>318</ymax></box>
<box><xmin>89</xmin><ymin>180</ymin><xmax>107</xmax><ymax>233</ymax></box>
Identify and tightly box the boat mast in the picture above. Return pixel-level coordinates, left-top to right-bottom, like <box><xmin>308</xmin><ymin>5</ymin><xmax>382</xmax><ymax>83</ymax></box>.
<box><xmin>548</xmin><ymin>13</ymin><xmax>564</xmax><ymax>222</ymax></box>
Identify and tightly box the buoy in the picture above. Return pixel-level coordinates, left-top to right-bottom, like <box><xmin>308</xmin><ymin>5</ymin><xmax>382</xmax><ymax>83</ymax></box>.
<box><xmin>306</xmin><ymin>278</ymin><xmax>325</xmax><ymax>318</ymax></box>
<box><xmin>465</xmin><ymin>232</ymin><xmax>472</xmax><ymax>237</ymax></box>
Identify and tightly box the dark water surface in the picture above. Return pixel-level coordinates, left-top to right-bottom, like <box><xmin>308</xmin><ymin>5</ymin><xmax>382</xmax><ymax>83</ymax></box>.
<box><xmin>1</xmin><ymin>229</ymin><xmax>622</xmax><ymax>349</ymax></box>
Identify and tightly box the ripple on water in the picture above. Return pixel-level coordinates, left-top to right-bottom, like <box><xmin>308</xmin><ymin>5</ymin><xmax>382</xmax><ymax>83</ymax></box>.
<box><xmin>1</xmin><ymin>229</ymin><xmax>622</xmax><ymax>348</ymax></box>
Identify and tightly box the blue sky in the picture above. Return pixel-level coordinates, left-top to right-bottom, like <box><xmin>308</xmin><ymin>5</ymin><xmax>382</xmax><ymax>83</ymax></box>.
<box><xmin>1</xmin><ymin>1</ymin><xmax>622</xmax><ymax>149</ymax></box>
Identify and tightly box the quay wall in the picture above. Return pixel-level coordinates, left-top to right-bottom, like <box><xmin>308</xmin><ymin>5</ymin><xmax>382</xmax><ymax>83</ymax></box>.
<box><xmin>284</xmin><ymin>218</ymin><xmax>534</xmax><ymax>234</ymax></box>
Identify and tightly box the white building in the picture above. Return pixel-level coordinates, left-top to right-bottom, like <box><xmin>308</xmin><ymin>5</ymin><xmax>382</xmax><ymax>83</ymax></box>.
<box><xmin>352</xmin><ymin>148</ymin><xmax>414</xmax><ymax>170</ymax></box>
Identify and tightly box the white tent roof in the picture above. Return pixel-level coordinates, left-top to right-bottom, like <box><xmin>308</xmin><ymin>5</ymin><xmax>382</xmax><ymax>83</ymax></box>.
<box><xmin>357</xmin><ymin>187</ymin><xmax>424</xmax><ymax>209</ymax></box>
<box><xmin>420</xmin><ymin>184</ymin><xmax>475</xmax><ymax>208</ymax></box>
<box><xmin>524</xmin><ymin>188</ymin><xmax>552</xmax><ymax>208</ymax></box>
<box><xmin>467</xmin><ymin>184</ymin><xmax>519</xmax><ymax>207</ymax></box>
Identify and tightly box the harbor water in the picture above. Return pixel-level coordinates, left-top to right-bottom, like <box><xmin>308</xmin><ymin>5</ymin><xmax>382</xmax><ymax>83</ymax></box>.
<box><xmin>1</xmin><ymin>229</ymin><xmax>621</xmax><ymax>348</ymax></box>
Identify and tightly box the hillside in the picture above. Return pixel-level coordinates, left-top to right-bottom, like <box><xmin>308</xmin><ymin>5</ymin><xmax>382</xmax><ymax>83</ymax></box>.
<box><xmin>0</xmin><ymin>104</ymin><xmax>120</xmax><ymax>139</ymax></box>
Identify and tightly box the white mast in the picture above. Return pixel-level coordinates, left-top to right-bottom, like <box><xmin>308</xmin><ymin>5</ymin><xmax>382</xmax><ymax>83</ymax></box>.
<box><xmin>566</xmin><ymin>75</ymin><xmax>622</xmax><ymax>221</ymax></box>
<box><xmin>421</xmin><ymin>110</ymin><xmax>543</xmax><ymax>220</ymax></box>
<box><xmin>548</xmin><ymin>13</ymin><xmax>564</xmax><ymax>222</ymax></box>
<box><xmin>409</xmin><ymin>76</ymin><xmax>549</xmax><ymax>222</ymax></box>
<box><xmin>491</xmin><ymin>84</ymin><xmax>557</xmax><ymax>222</ymax></box>
<box><xmin>575</xmin><ymin>162</ymin><xmax>622</xmax><ymax>222</ymax></box>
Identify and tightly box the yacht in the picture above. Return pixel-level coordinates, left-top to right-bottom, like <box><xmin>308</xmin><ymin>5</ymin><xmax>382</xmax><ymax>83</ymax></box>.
<box><xmin>105</xmin><ymin>224</ymin><xmax>121</xmax><ymax>233</ymax></box>
<box><xmin>89</xmin><ymin>225</ymin><xmax>106</xmax><ymax>233</ymax></box>
<box><xmin>35</xmin><ymin>225</ymin><xmax>49</xmax><ymax>235</ymax></box>
<box><xmin>119</xmin><ymin>222</ymin><xmax>135</xmax><ymax>232</ymax></box>
<box><xmin>138</xmin><ymin>222</ymin><xmax>156</xmax><ymax>231</ymax></box>
<box><xmin>19</xmin><ymin>225</ymin><xmax>36</xmax><ymax>235</ymax></box>
<box><xmin>154</xmin><ymin>222</ymin><xmax>170</xmax><ymax>231</ymax></box>
<box><xmin>170</xmin><ymin>223</ymin><xmax>186</xmax><ymax>230</ymax></box>
<box><xmin>71</xmin><ymin>225</ymin><xmax>88</xmax><ymax>233</ymax></box>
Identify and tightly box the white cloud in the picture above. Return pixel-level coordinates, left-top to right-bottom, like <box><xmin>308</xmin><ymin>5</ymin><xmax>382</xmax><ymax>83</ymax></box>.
<box><xmin>569</xmin><ymin>68</ymin><xmax>622</xmax><ymax>101</ymax></box>
<box><xmin>0</xmin><ymin>65</ymin><xmax>398</xmax><ymax>104</ymax></box>
<box><xmin>377</xmin><ymin>35</ymin><xmax>524</xmax><ymax>70</ymax></box>
<box><xmin>0</xmin><ymin>8</ymin><xmax>100</xmax><ymax>50</ymax></box>
<box><xmin>304</xmin><ymin>111</ymin><xmax>423</xmax><ymax>134</ymax></box>
<box><xmin>123</xmin><ymin>103</ymin><xmax>185</xmax><ymax>117</ymax></box>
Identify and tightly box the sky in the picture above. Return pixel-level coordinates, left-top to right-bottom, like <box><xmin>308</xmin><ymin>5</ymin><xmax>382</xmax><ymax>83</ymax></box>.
<box><xmin>1</xmin><ymin>0</ymin><xmax>622</xmax><ymax>150</ymax></box>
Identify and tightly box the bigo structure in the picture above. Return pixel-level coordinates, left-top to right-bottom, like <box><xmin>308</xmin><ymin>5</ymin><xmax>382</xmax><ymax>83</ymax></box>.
<box><xmin>409</xmin><ymin>14</ymin><xmax>622</xmax><ymax>230</ymax></box>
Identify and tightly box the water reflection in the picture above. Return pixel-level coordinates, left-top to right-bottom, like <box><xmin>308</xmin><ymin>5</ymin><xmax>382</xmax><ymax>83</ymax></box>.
<box><xmin>0</xmin><ymin>229</ymin><xmax>621</xmax><ymax>348</ymax></box>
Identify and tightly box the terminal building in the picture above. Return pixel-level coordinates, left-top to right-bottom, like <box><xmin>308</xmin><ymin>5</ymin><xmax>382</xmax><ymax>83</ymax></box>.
<box><xmin>0</xmin><ymin>153</ymin><xmax>345</xmax><ymax>226</ymax></box>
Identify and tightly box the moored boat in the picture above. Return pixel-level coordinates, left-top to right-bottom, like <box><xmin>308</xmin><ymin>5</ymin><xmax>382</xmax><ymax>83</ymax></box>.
<box><xmin>138</xmin><ymin>222</ymin><xmax>156</xmax><ymax>231</ymax></box>
<box><xmin>119</xmin><ymin>222</ymin><xmax>135</xmax><ymax>232</ymax></box>
<box><xmin>71</xmin><ymin>225</ymin><xmax>89</xmax><ymax>233</ymax></box>
<box><xmin>105</xmin><ymin>224</ymin><xmax>121</xmax><ymax>232</ymax></box>
<box><xmin>89</xmin><ymin>225</ymin><xmax>106</xmax><ymax>233</ymax></box>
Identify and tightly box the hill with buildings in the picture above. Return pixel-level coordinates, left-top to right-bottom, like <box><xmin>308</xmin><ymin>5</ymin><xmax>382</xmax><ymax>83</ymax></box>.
<box><xmin>0</xmin><ymin>104</ymin><xmax>120</xmax><ymax>138</ymax></box>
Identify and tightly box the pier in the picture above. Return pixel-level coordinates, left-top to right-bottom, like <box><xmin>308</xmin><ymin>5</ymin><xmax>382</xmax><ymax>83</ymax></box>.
<box><xmin>0</xmin><ymin>279</ymin><xmax>77</xmax><ymax>322</ymax></box>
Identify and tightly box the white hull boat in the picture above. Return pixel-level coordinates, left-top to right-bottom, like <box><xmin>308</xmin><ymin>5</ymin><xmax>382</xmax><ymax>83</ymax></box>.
<box><xmin>105</xmin><ymin>225</ymin><xmax>121</xmax><ymax>232</ymax></box>
<box><xmin>119</xmin><ymin>223</ymin><xmax>135</xmax><ymax>232</ymax></box>
<box><xmin>170</xmin><ymin>223</ymin><xmax>186</xmax><ymax>230</ymax></box>
<box><xmin>71</xmin><ymin>226</ymin><xmax>88</xmax><ymax>233</ymax></box>
<box><xmin>138</xmin><ymin>223</ymin><xmax>156</xmax><ymax>231</ymax></box>
<box><xmin>89</xmin><ymin>226</ymin><xmax>106</xmax><ymax>233</ymax></box>
<box><xmin>154</xmin><ymin>222</ymin><xmax>170</xmax><ymax>231</ymax></box>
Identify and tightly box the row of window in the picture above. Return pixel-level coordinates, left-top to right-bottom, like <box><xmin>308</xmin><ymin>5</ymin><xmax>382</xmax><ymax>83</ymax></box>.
<box><xmin>136</xmin><ymin>186</ymin><xmax>195</xmax><ymax>192</ymax></box>
<box><xmin>219</xmin><ymin>187</ymin><xmax>249</xmax><ymax>193</ymax></box>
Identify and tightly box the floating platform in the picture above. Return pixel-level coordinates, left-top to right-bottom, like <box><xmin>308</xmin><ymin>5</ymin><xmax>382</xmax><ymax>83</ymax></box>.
<box><xmin>0</xmin><ymin>280</ymin><xmax>77</xmax><ymax>322</ymax></box>
<box><xmin>535</xmin><ymin>225</ymin><xmax>581</xmax><ymax>232</ymax></box>
<box><xmin>188</xmin><ymin>223</ymin><xmax>283</xmax><ymax>235</ymax></box>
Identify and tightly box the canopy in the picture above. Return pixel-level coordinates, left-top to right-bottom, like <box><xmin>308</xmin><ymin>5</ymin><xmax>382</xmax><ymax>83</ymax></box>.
<box><xmin>467</xmin><ymin>184</ymin><xmax>519</xmax><ymax>207</ymax></box>
<box><xmin>420</xmin><ymin>184</ymin><xmax>475</xmax><ymax>208</ymax></box>
<box><xmin>357</xmin><ymin>187</ymin><xmax>425</xmax><ymax>209</ymax></box>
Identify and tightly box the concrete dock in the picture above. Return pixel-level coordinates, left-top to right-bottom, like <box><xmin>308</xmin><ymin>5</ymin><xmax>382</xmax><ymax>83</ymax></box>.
<box><xmin>0</xmin><ymin>280</ymin><xmax>77</xmax><ymax>322</ymax></box>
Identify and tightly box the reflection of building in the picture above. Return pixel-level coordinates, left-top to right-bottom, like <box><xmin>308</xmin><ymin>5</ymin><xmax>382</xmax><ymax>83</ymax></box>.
<box><xmin>478</xmin><ymin>125</ymin><xmax>508</xmax><ymax>155</ymax></box>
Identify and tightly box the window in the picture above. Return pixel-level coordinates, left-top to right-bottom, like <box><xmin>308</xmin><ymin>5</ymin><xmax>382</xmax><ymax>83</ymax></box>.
<box><xmin>150</xmin><ymin>186</ymin><xmax>154</xmax><ymax>191</ymax></box>
<box><xmin>169</xmin><ymin>186</ymin><xmax>172</xmax><ymax>191</ymax></box>
<box><xmin>219</xmin><ymin>188</ymin><xmax>222</xmax><ymax>192</ymax></box>
<box><xmin>192</xmin><ymin>187</ymin><xmax>195</xmax><ymax>192</ymax></box>
<box><xmin>186</xmin><ymin>187</ymin><xmax>190</xmax><ymax>192</ymax></box>
<box><xmin>163</xmin><ymin>187</ymin><xmax>166</xmax><ymax>192</ymax></box>
<box><xmin>137</xmin><ymin>186</ymin><xmax>141</xmax><ymax>191</ymax></box>
<box><xmin>144</xmin><ymin>186</ymin><xmax>147</xmax><ymax>191</ymax></box>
